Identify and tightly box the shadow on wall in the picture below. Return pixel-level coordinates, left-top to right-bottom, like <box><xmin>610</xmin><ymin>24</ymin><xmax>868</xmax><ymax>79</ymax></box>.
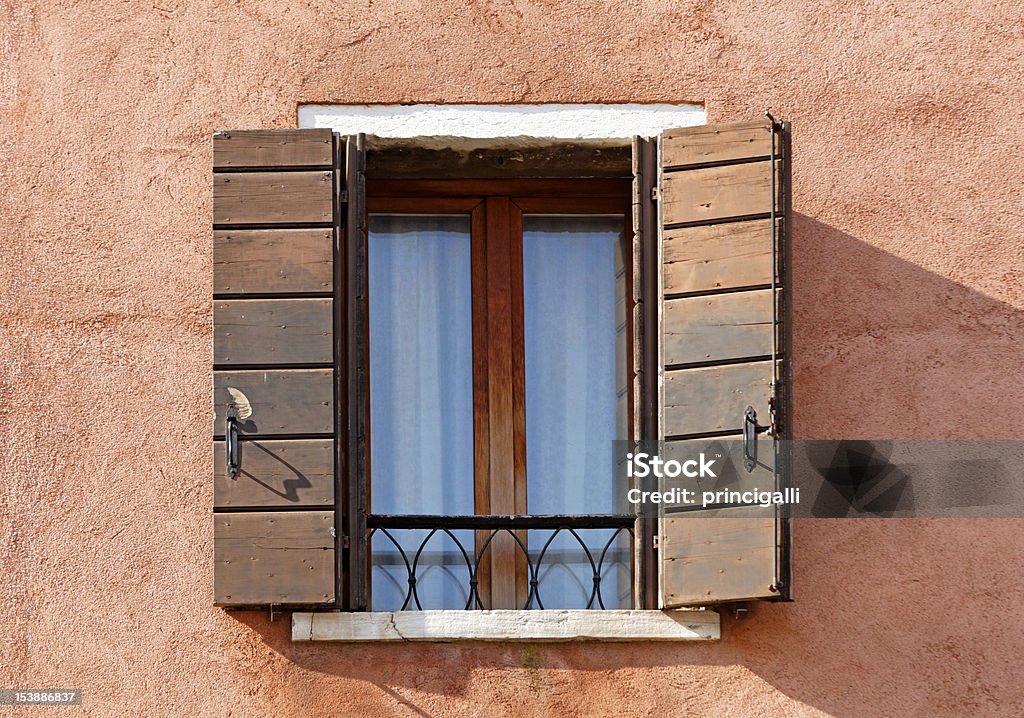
<box><xmin>789</xmin><ymin>214</ymin><xmax>1022</xmax><ymax>439</ymax></box>
<box><xmin>225</xmin><ymin>215</ymin><xmax>1024</xmax><ymax>717</ymax></box>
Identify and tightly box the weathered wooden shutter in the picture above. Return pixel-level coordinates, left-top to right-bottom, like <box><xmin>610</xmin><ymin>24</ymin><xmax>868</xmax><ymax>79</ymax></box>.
<box><xmin>656</xmin><ymin>119</ymin><xmax>793</xmax><ymax>606</ymax></box>
<box><xmin>212</xmin><ymin>129</ymin><xmax>342</xmax><ymax>607</ymax></box>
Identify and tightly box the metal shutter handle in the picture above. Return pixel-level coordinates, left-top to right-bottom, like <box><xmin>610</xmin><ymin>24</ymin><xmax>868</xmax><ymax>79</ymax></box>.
<box><xmin>743</xmin><ymin>406</ymin><xmax>758</xmax><ymax>473</ymax></box>
<box><xmin>226</xmin><ymin>407</ymin><xmax>240</xmax><ymax>479</ymax></box>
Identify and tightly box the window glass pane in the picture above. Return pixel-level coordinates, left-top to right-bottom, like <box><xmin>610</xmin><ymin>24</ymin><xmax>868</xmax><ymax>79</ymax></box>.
<box><xmin>522</xmin><ymin>214</ymin><xmax>630</xmax><ymax>609</ymax></box>
<box><xmin>368</xmin><ymin>214</ymin><xmax>474</xmax><ymax>610</ymax></box>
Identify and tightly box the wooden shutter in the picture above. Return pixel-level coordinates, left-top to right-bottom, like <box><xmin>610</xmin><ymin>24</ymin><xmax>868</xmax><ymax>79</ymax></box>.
<box><xmin>212</xmin><ymin>129</ymin><xmax>341</xmax><ymax>607</ymax></box>
<box><xmin>656</xmin><ymin>119</ymin><xmax>793</xmax><ymax>607</ymax></box>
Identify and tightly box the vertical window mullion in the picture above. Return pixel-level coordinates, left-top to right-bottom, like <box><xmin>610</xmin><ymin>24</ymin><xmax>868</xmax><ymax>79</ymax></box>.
<box><xmin>481</xmin><ymin>196</ymin><xmax>520</xmax><ymax>608</ymax></box>
<box><xmin>470</xmin><ymin>201</ymin><xmax>492</xmax><ymax>607</ymax></box>
<box><xmin>509</xmin><ymin>201</ymin><xmax>530</xmax><ymax>608</ymax></box>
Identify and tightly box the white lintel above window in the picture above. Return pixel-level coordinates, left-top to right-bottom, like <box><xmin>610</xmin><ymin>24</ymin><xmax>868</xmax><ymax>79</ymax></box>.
<box><xmin>298</xmin><ymin>103</ymin><xmax>705</xmax><ymax>139</ymax></box>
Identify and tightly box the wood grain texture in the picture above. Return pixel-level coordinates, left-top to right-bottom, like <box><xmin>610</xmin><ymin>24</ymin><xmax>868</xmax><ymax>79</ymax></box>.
<box><xmin>660</xmin><ymin>511</ymin><xmax>780</xmax><ymax>607</ymax></box>
<box><xmin>634</xmin><ymin>134</ymin><xmax>659</xmax><ymax>609</ymax></box>
<box><xmin>661</xmin><ymin>121</ymin><xmax>773</xmax><ymax>168</ymax></box>
<box><xmin>214</xmin><ymin>298</ymin><xmax>333</xmax><ymax>365</ymax></box>
<box><xmin>214</xmin><ymin>439</ymin><xmax>334</xmax><ymax>507</ymax></box>
<box><xmin>510</xmin><ymin>206</ymin><xmax>529</xmax><ymax>610</ymax></box>
<box><xmin>662</xmin><ymin>219</ymin><xmax>779</xmax><ymax>295</ymax></box>
<box><xmin>470</xmin><ymin>203</ymin><xmax>492</xmax><ymax>605</ymax></box>
<box><xmin>213</xmin><ymin>229</ymin><xmax>333</xmax><ymax>294</ymax></box>
<box><xmin>660</xmin><ymin>438</ymin><xmax>775</xmax><ymax>498</ymax></box>
<box><xmin>214</xmin><ymin>511</ymin><xmax>334</xmax><ymax>606</ymax></box>
<box><xmin>213</xmin><ymin>129</ymin><xmax>333</xmax><ymax>168</ymax></box>
<box><xmin>484</xmin><ymin>196</ymin><xmax>519</xmax><ymax>610</ymax></box>
<box><xmin>656</xmin><ymin>120</ymin><xmax>790</xmax><ymax>609</ymax></box>
<box><xmin>368</xmin><ymin>178</ymin><xmax>629</xmax><ymax>198</ymax></box>
<box><xmin>365</xmin><ymin>142</ymin><xmax>632</xmax><ymax>179</ymax></box>
<box><xmin>663</xmin><ymin>361</ymin><xmax>774</xmax><ymax>436</ymax></box>
<box><xmin>662</xmin><ymin>161</ymin><xmax>778</xmax><ymax>226</ymax></box>
<box><xmin>663</xmin><ymin>289</ymin><xmax>777</xmax><ymax>366</ymax></box>
<box><xmin>213</xmin><ymin>369</ymin><xmax>333</xmax><ymax>435</ymax></box>
<box><xmin>343</xmin><ymin>133</ymin><xmax>369</xmax><ymax>611</ymax></box>
<box><xmin>213</xmin><ymin>171</ymin><xmax>333</xmax><ymax>225</ymax></box>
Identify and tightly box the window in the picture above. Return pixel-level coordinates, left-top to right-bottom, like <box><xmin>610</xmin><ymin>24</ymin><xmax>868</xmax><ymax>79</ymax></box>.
<box><xmin>365</xmin><ymin>182</ymin><xmax>633</xmax><ymax>610</ymax></box>
<box><xmin>212</xmin><ymin>121</ymin><xmax>792</xmax><ymax>632</ymax></box>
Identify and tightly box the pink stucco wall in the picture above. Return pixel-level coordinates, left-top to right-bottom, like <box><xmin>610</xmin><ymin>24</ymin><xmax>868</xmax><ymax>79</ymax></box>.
<box><xmin>2</xmin><ymin>1</ymin><xmax>1023</xmax><ymax>715</ymax></box>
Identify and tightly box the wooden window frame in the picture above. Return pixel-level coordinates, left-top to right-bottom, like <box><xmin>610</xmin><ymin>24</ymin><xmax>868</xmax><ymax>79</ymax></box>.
<box><xmin>365</xmin><ymin>178</ymin><xmax>636</xmax><ymax>609</ymax></box>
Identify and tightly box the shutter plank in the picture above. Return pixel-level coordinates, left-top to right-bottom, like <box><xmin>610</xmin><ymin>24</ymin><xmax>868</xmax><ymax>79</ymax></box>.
<box><xmin>214</xmin><ymin>129</ymin><xmax>333</xmax><ymax>168</ymax></box>
<box><xmin>661</xmin><ymin>509</ymin><xmax>779</xmax><ymax>605</ymax></box>
<box><xmin>213</xmin><ymin>171</ymin><xmax>333</xmax><ymax>225</ymax></box>
<box><xmin>663</xmin><ymin>219</ymin><xmax>779</xmax><ymax>295</ymax></box>
<box><xmin>662</xmin><ymin>160</ymin><xmax>779</xmax><ymax>226</ymax></box>
<box><xmin>664</xmin><ymin>290</ymin><xmax>777</xmax><ymax>367</ymax></box>
<box><xmin>214</xmin><ymin>439</ymin><xmax>334</xmax><ymax>508</ymax></box>
<box><xmin>214</xmin><ymin>299</ymin><xmax>333</xmax><ymax>365</ymax></box>
<box><xmin>214</xmin><ymin>511</ymin><xmax>334</xmax><ymax>605</ymax></box>
<box><xmin>660</xmin><ymin>438</ymin><xmax>776</xmax><ymax>498</ymax></box>
<box><xmin>214</xmin><ymin>369</ymin><xmax>333</xmax><ymax>436</ymax></box>
<box><xmin>664</xmin><ymin>361</ymin><xmax>775</xmax><ymax>437</ymax></box>
<box><xmin>661</xmin><ymin>121</ymin><xmax>773</xmax><ymax>168</ymax></box>
<box><xmin>213</xmin><ymin>229</ymin><xmax>333</xmax><ymax>294</ymax></box>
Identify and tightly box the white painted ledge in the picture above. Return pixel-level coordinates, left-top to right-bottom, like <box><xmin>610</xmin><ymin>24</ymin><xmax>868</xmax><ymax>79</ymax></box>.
<box><xmin>298</xmin><ymin>103</ymin><xmax>705</xmax><ymax>139</ymax></box>
<box><xmin>292</xmin><ymin>609</ymin><xmax>719</xmax><ymax>642</ymax></box>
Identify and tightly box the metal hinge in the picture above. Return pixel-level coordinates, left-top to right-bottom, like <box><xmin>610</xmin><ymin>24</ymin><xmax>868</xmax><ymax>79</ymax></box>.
<box><xmin>768</xmin><ymin>395</ymin><xmax>780</xmax><ymax>438</ymax></box>
<box><xmin>332</xmin><ymin>527</ymin><xmax>351</xmax><ymax>549</ymax></box>
<box><xmin>650</xmin><ymin>187</ymin><xmax>658</xmax><ymax>201</ymax></box>
<box><xmin>653</xmin><ymin>534</ymin><xmax>660</xmax><ymax>550</ymax></box>
<box><xmin>743</xmin><ymin>401</ymin><xmax>781</xmax><ymax>472</ymax></box>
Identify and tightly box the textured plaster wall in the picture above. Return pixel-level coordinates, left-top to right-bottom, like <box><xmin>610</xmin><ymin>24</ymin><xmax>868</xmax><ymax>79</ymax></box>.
<box><xmin>2</xmin><ymin>1</ymin><xmax>1023</xmax><ymax>716</ymax></box>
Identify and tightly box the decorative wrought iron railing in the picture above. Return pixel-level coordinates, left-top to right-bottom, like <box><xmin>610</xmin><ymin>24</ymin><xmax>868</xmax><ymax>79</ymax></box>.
<box><xmin>367</xmin><ymin>514</ymin><xmax>635</xmax><ymax>611</ymax></box>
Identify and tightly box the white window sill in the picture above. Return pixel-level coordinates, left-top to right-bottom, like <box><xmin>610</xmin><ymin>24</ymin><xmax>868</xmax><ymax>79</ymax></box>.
<box><xmin>292</xmin><ymin>609</ymin><xmax>719</xmax><ymax>642</ymax></box>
